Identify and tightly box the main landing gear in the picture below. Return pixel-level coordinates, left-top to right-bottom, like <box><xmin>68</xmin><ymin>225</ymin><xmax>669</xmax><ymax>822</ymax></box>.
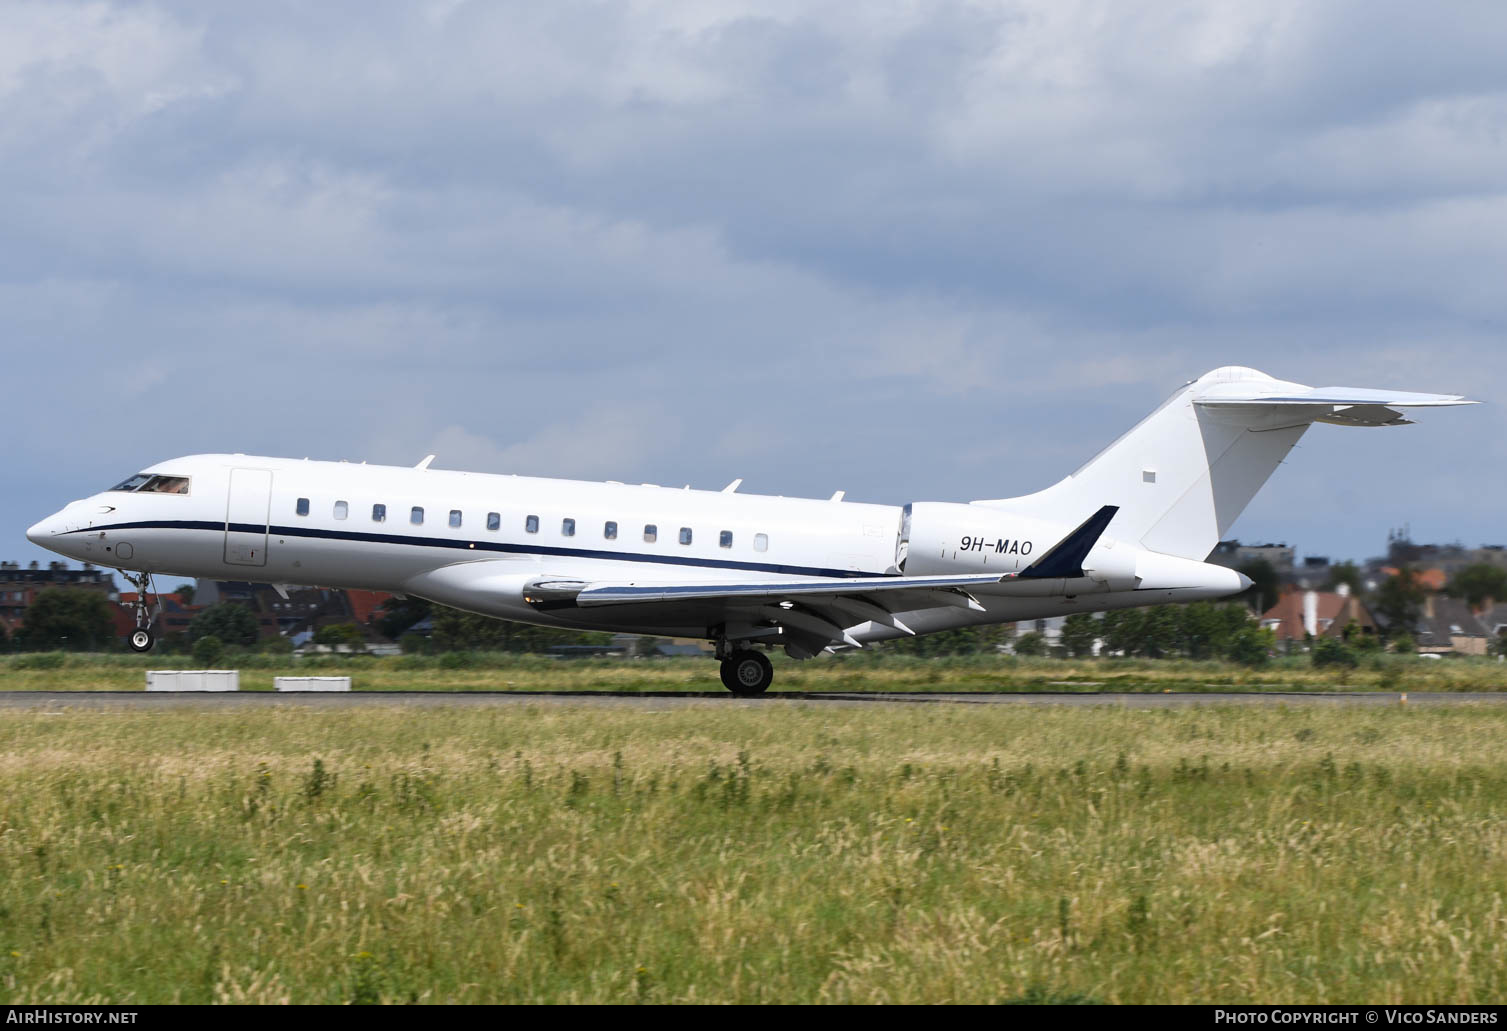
<box><xmin>718</xmin><ymin>648</ymin><xmax>773</xmax><ymax>696</ymax></box>
<box><xmin>120</xmin><ymin>569</ymin><xmax>160</xmax><ymax>653</ymax></box>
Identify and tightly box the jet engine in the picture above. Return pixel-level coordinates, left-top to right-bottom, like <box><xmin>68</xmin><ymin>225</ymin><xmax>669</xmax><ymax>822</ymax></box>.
<box><xmin>1078</xmin><ymin>540</ymin><xmax>1141</xmax><ymax>591</ymax></box>
<box><xmin>898</xmin><ymin>502</ymin><xmax>1059</xmax><ymax>576</ymax></box>
<box><xmin>897</xmin><ymin>501</ymin><xmax>1142</xmax><ymax>592</ymax></box>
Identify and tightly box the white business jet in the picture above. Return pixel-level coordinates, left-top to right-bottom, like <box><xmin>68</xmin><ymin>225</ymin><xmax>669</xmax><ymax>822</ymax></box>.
<box><xmin>27</xmin><ymin>367</ymin><xmax>1474</xmax><ymax>694</ymax></box>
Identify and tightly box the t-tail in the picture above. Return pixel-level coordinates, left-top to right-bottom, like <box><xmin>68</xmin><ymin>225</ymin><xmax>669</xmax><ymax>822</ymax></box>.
<box><xmin>972</xmin><ymin>366</ymin><xmax>1477</xmax><ymax>561</ymax></box>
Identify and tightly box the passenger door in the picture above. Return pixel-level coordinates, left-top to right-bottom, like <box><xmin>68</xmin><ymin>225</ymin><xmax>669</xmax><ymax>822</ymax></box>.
<box><xmin>224</xmin><ymin>468</ymin><xmax>272</xmax><ymax>567</ymax></box>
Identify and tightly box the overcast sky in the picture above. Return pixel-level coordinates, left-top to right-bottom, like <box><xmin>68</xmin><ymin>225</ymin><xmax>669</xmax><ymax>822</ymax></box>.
<box><xmin>4</xmin><ymin>0</ymin><xmax>1504</xmax><ymax>574</ymax></box>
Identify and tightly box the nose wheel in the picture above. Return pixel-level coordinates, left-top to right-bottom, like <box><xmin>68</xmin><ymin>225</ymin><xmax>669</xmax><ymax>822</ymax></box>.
<box><xmin>719</xmin><ymin>649</ymin><xmax>773</xmax><ymax>696</ymax></box>
<box><xmin>119</xmin><ymin>569</ymin><xmax>161</xmax><ymax>653</ymax></box>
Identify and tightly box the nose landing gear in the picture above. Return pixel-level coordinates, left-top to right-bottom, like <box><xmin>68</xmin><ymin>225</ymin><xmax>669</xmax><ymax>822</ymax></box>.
<box><xmin>119</xmin><ymin>569</ymin><xmax>161</xmax><ymax>653</ymax></box>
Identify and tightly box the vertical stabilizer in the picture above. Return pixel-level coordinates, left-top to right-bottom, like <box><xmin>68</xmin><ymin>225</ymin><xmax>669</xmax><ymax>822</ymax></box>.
<box><xmin>972</xmin><ymin>367</ymin><xmax>1474</xmax><ymax>561</ymax></box>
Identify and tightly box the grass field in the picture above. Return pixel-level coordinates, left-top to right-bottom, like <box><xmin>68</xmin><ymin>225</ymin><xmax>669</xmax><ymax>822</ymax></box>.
<box><xmin>2</xmin><ymin>700</ymin><xmax>1505</xmax><ymax>1003</ymax></box>
<box><xmin>3</xmin><ymin>649</ymin><xmax>1506</xmax><ymax>694</ymax></box>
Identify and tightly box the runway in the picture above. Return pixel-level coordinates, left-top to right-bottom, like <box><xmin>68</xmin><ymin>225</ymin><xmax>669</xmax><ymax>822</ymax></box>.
<box><xmin>3</xmin><ymin>690</ymin><xmax>1506</xmax><ymax>710</ymax></box>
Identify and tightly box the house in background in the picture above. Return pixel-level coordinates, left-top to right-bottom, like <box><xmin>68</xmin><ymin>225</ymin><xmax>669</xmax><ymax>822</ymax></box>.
<box><xmin>1406</xmin><ymin>595</ymin><xmax>1497</xmax><ymax>656</ymax></box>
<box><xmin>110</xmin><ymin>590</ymin><xmax>201</xmax><ymax>642</ymax></box>
<box><xmin>193</xmin><ymin>580</ymin><xmax>391</xmax><ymax>643</ymax></box>
<box><xmin>0</xmin><ymin>560</ymin><xmax>115</xmax><ymax>639</ymax></box>
<box><xmin>1259</xmin><ymin>587</ymin><xmax>1377</xmax><ymax>643</ymax></box>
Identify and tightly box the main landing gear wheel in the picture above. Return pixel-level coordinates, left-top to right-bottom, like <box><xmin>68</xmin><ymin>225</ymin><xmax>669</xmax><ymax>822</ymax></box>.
<box><xmin>720</xmin><ymin>649</ymin><xmax>773</xmax><ymax>696</ymax></box>
<box><xmin>128</xmin><ymin>627</ymin><xmax>155</xmax><ymax>653</ymax></box>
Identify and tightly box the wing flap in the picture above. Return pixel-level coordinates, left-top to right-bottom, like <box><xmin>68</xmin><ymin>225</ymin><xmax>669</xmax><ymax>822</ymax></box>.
<box><xmin>569</xmin><ymin>572</ymin><xmax>1004</xmax><ymax>608</ymax></box>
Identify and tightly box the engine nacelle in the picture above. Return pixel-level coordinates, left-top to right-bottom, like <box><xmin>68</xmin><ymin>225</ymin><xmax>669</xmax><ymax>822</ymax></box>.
<box><xmin>897</xmin><ymin>501</ymin><xmax>1143</xmax><ymax>592</ymax></box>
<box><xmin>899</xmin><ymin>502</ymin><xmax>1062</xmax><ymax>576</ymax></box>
<box><xmin>1080</xmin><ymin>541</ymin><xmax>1141</xmax><ymax>590</ymax></box>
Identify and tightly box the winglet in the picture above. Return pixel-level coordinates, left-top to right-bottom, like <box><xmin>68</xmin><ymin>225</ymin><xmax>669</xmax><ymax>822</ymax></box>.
<box><xmin>415</xmin><ymin>455</ymin><xmax>436</xmax><ymax>470</ymax></box>
<box><xmin>1018</xmin><ymin>505</ymin><xmax>1119</xmax><ymax>579</ymax></box>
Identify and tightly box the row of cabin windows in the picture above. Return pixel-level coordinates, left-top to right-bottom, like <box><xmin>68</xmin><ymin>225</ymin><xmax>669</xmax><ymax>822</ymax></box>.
<box><xmin>294</xmin><ymin>497</ymin><xmax>769</xmax><ymax>552</ymax></box>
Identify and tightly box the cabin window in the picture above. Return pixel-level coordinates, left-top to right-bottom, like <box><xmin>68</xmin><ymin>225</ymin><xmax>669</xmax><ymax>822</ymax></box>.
<box><xmin>334</xmin><ymin>501</ymin><xmax>348</xmax><ymax>520</ymax></box>
<box><xmin>719</xmin><ymin>530</ymin><xmax>733</xmax><ymax>548</ymax></box>
<box><xmin>679</xmin><ymin>527</ymin><xmax>693</xmax><ymax>546</ymax></box>
<box><xmin>296</xmin><ymin>498</ymin><xmax>310</xmax><ymax>517</ymax></box>
<box><xmin>562</xmin><ymin>518</ymin><xmax>576</xmax><ymax>537</ymax></box>
<box><xmin>372</xmin><ymin>504</ymin><xmax>386</xmax><ymax>523</ymax></box>
<box><xmin>525</xmin><ymin>515</ymin><xmax>539</xmax><ymax>534</ymax></box>
<box><xmin>487</xmin><ymin>512</ymin><xmax>500</xmax><ymax>531</ymax></box>
<box><xmin>643</xmin><ymin>524</ymin><xmax>657</xmax><ymax>543</ymax></box>
<box><xmin>411</xmin><ymin>506</ymin><xmax>424</xmax><ymax>525</ymax></box>
<box><xmin>754</xmin><ymin>533</ymin><xmax>769</xmax><ymax>552</ymax></box>
<box><xmin>449</xmin><ymin>510</ymin><xmax>462</xmax><ymax>528</ymax></box>
<box><xmin>604</xmin><ymin>521</ymin><xmax>618</xmax><ymax>540</ymax></box>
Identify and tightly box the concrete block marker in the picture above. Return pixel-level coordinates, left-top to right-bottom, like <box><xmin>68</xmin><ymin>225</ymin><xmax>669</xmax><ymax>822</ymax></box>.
<box><xmin>146</xmin><ymin>670</ymin><xmax>240</xmax><ymax>692</ymax></box>
<box><xmin>275</xmin><ymin>676</ymin><xmax>352</xmax><ymax>692</ymax></box>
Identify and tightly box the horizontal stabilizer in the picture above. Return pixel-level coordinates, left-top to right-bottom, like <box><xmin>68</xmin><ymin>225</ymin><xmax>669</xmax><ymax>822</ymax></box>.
<box><xmin>1018</xmin><ymin>505</ymin><xmax>1119</xmax><ymax>579</ymax></box>
<box><xmin>1195</xmin><ymin>384</ymin><xmax>1476</xmax><ymax>427</ymax></box>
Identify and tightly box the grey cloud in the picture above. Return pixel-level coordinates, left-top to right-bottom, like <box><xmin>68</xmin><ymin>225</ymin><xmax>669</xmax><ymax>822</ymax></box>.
<box><xmin>3</xmin><ymin>0</ymin><xmax>1503</xmax><ymax>570</ymax></box>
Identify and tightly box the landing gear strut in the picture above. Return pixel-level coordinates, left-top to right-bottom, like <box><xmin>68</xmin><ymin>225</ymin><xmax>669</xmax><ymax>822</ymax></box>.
<box><xmin>119</xmin><ymin>569</ymin><xmax>160</xmax><ymax>653</ymax></box>
<box><xmin>719</xmin><ymin>649</ymin><xmax>773</xmax><ymax>696</ymax></box>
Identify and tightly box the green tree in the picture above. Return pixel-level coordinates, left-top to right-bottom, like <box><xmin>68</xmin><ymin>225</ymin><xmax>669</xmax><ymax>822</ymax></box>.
<box><xmin>1099</xmin><ymin>609</ymin><xmax>1145</xmax><ymax>657</ymax></box>
<box><xmin>15</xmin><ymin>589</ymin><xmax>114</xmax><ymax>651</ymax></box>
<box><xmin>428</xmin><ymin>605</ymin><xmax>612</xmax><ymax>653</ymax></box>
<box><xmin>1312</xmin><ymin>636</ymin><xmax>1358</xmax><ymax>669</ymax></box>
<box><xmin>1140</xmin><ymin>605</ymin><xmax>1183</xmax><ymax>658</ymax></box>
<box><xmin>375</xmin><ymin>596</ymin><xmax>433</xmax><ymax>640</ymax></box>
<box><xmin>1446</xmin><ymin>564</ymin><xmax>1507</xmax><ymax>610</ymax></box>
<box><xmin>1059</xmin><ymin>613</ymin><xmax>1101</xmax><ymax>658</ymax></box>
<box><xmin>1213</xmin><ymin>603</ymin><xmax>1256</xmax><ymax>658</ymax></box>
<box><xmin>1176</xmin><ymin>602</ymin><xmax>1226</xmax><ymax>659</ymax></box>
<box><xmin>192</xmin><ymin>634</ymin><xmax>224</xmax><ymax>665</ymax></box>
<box><xmin>1235</xmin><ymin>559</ymin><xmax>1280</xmax><ymax>615</ymax></box>
<box><xmin>1324</xmin><ymin>561</ymin><xmax>1363</xmax><ymax>594</ymax></box>
<box><xmin>314</xmin><ymin>623</ymin><xmax>366</xmax><ymax>651</ymax></box>
<box><xmin>1373</xmin><ymin>567</ymin><xmax>1426</xmax><ymax>641</ymax></box>
<box><xmin>883</xmin><ymin>624</ymin><xmax>1011</xmax><ymax>657</ymax></box>
<box><xmin>189</xmin><ymin>603</ymin><xmax>260</xmax><ymax>647</ymax></box>
<box><xmin>1226</xmin><ymin>625</ymin><xmax>1273</xmax><ymax>667</ymax></box>
<box><xmin>1012</xmin><ymin>631</ymin><xmax>1047</xmax><ymax>656</ymax></box>
<box><xmin>173</xmin><ymin>583</ymin><xmax>196</xmax><ymax>605</ymax></box>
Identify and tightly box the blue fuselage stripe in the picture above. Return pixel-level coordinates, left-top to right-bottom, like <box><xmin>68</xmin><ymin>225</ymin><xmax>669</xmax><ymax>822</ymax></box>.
<box><xmin>66</xmin><ymin>520</ymin><xmax>879</xmax><ymax>579</ymax></box>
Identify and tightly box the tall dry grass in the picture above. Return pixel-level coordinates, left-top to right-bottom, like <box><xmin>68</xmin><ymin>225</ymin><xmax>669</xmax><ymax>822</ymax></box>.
<box><xmin>1</xmin><ymin>702</ymin><xmax>1505</xmax><ymax>1003</ymax></box>
<box><xmin>3</xmin><ymin>650</ymin><xmax>1505</xmax><ymax>693</ymax></box>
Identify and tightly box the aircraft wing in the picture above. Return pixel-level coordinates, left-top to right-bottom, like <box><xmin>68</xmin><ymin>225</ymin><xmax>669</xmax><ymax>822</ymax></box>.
<box><xmin>518</xmin><ymin>509</ymin><xmax>1127</xmax><ymax>654</ymax></box>
<box><xmin>521</xmin><ymin>572</ymin><xmax>1007</xmax><ymax>653</ymax></box>
<box><xmin>564</xmin><ymin>573</ymin><xmax>1005</xmax><ymax>606</ymax></box>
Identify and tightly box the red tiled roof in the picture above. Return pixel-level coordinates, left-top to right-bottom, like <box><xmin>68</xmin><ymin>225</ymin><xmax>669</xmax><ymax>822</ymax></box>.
<box><xmin>1379</xmin><ymin>567</ymin><xmax>1448</xmax><ymax>592</ymax></box>
<box><xmin>346</xmin><ymin>590</ymin><xmax>393</xmax><ymax>626</ymax></box>
<box><xmin>1260</xmin><ymin>590</ymin><xmax>1375</xmax><ymax>640</ymax></box>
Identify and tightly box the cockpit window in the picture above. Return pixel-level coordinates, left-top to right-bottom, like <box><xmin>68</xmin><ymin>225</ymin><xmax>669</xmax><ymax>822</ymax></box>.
<box><xmin>107</xmin><ymin>473</ymin><xmax>190</xmax><ymax>495</ymax></box>
<box><xmin>139</xmin><ymin>475</ymin><xmax>190</xmax><ymax>495</ymax></box>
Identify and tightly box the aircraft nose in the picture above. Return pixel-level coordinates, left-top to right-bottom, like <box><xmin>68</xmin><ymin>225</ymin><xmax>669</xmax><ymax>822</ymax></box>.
<box><xmin>26</xmin><ymin>517</ymin><xmax>53</xmax><ymax>545</ymax></box>
<box><xmin>1236</xmin><ymin>572</ymin><xmax>1253</xmax><ymax>592</ymax></box>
